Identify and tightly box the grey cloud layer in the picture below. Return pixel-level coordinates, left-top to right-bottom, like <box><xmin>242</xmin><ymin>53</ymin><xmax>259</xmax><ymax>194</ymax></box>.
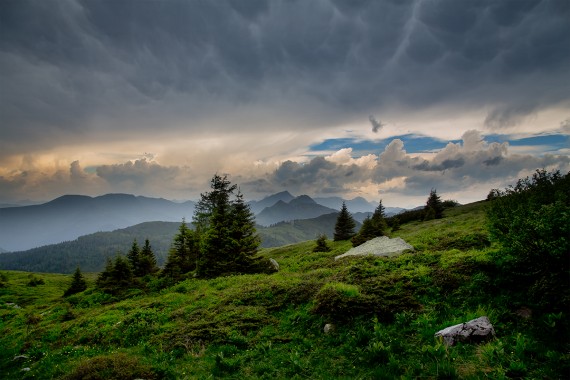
<box><xmin>1</xmin><ymin>0</ymin><xmax>570</xmax><ymax>155</ymax></box>
<box><xmin>1</xmin><ymin>132</ymin><xmax>568</xmax><ymax>203</ymax></box>
<box><xmin>242</xmin><ymin>130</ymin><xmax>570</xmax><ymax>197</ymax></box>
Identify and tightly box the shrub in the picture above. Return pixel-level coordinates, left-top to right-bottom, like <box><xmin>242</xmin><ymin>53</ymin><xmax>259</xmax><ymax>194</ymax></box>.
<box><xmin>313</xmin><ymin>234</ymin><xmax>331</xmax><ymax>252</ymax></box>
<box><xmin>61</xmin><ymin>353</ymin><xmax>157</xmax><ymax>380</ymax></box>
<box><xmin>487</xmin><ymin>169</ymin><xmax>570</xmax><ymax>310</ymax></box>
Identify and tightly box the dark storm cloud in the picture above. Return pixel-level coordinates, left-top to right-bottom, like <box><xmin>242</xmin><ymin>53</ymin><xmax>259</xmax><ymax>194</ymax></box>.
<box><xmin>1</xmin><ymin>0</ymin><xmax>569</xmax><ymax>157</ymax></box>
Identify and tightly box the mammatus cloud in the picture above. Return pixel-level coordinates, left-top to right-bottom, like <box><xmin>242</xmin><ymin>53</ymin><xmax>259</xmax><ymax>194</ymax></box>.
<box><xmin>369</xmin><ymin>116</ymin><xmax>384</xmax><ymax>133</ymax></box>
<box><xmin>1</xmin><ymin>0</ymin><xmax>569</xmax><ymax>160</ymax></box>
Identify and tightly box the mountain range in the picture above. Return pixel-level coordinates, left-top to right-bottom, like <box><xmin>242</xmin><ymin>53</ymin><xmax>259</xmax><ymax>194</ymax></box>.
<box><xmin>0</xmin><ymin>194</ymin><xmax>196</xmax><ymax>252</ymax></box>
<box><xmin>0</xmin><ymin>191</ymin><xmax>402</xmax><ymax>252</ymax></box>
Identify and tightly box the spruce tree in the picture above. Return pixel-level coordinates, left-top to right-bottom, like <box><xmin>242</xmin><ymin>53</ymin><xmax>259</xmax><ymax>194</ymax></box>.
<box><xmin>313</xmin><ymin>234</ymin><xmax>331</xmax><ymax>252</ymax></box>
<box><xmin>64</xmin><ymin>267</ymin><xmax>87</xmax><ymax>297</ymax></box>
<box><xmin>96</xmin><ymin>257</ymin><xmax>115</xmax><ymax>291</ymax></box>
<box><xmin>195</xmin><ymin>174</ymin><xmax>237</xmax><ymax>278</ymax></box>
<box><xmin>111</xmin><ymin>255</ymin><xmax>133</xmax><ymax>290</ymax></box>
<box><xmin>351</xmin><ymin>216</ymin><xmax>376</xmax><ymax>247</ymax></box>
<box><xmin>138</xmin><ymin>238</ymin><xmax>158</xmax><ymax>276</ymax></box>
<box><xmin>334</xmin><ymin>202</ymin><xmax>356</xmax><ymax>241</ymax></box>
<box><xmin>229</xmin><ymin>190</ymin><xmax>260</xmax><ymax>273</ymax></box>
<box><xmin>126</xmin><ymin>239</ymin><xmax>140</xmax><ymax>275</ymax></box>
<box><xmin>162</xmin><ymin>219</ymin><xmax>198</xmax><ymax>281</ymax></box>
<box><xmin>425</xmin><ymin>189</ymin><xmax>444</xmax><ymax>219</ymax></box>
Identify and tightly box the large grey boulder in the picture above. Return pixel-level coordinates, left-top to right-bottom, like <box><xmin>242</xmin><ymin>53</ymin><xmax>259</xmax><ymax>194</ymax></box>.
<box><xmin>435</xmin><ymin>316</ymin><xmax>496</xmax><ymax>346</ymax></box>
<box><xmin>335</xmin><ymin>236</ymin><xmax>414</xmax><ymax>260</ymax></box>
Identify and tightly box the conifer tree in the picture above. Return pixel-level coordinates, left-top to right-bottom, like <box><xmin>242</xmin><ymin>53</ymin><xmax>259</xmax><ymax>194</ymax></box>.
<box><xmin>229</xmin><ymin>190</ymin><xmax>260</xmax><ymax>273</ymax></box>
<box><xmin>126</xmin><ymin>239</ymin><xmax>140</xmax><ymax>275</ymax></box>
<box><xmin>313</xmin><ymin>234</ymin><xmax>331</xmax><ymax>252</ymax></box>
<box><xmin>425</xmin><ymin>189</ymin><xmax>444</xmax><ymax>220</ymax></box>
<box><xmin>64</xmin><ymin>267</ymin><xmax>87</xmax><ymax>297</ymax></box>
<box><xmin>351</xmin><ymin>216</ymin><xmax>377</xmax><ymax>247</ymax></box>
<box><xmin>111</xmin><ymin>255</ymin><xmax>133</xmax><ymax>289</ymax></box>
<box><xmin>96</xmin><ymin>255</ymin><xmax>133</xmax><ymax>294</ymax></box>
<box><xmin>96</xmin><ymin>257</ymin><xmax>115</xmax><ymax>291</ymax></box>
<box><xmin>334</xmin><ymin>202</ymin><xmax>356</xmax><ymax>241</ymax></box>
<box><xmin>138</xmin><ymin>238</ymin><xmax>158</xmax><ymax>276</ymax></box>
<box><xmin>162</xmin><ymin>219</ymin><xmax>198</xmax><ymax>281</ymax></box>
<box><xmin>195</xmin><ymin>174</ymin><xmax>237</xmax><ymax>278</ymax></box>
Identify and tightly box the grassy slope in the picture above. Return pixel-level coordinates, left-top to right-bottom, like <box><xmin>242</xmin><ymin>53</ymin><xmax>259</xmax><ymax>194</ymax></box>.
<box><xmin>0</xmin><ymin>201</ymin><xmax>568</xmax><ymax>379</ymax></box>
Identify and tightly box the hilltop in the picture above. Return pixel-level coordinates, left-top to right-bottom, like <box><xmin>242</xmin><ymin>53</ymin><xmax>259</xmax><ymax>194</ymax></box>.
<box><xmin>0</xmin><ymin>199</ymin><xmax>567</xmax><ymax>379</ymax></box>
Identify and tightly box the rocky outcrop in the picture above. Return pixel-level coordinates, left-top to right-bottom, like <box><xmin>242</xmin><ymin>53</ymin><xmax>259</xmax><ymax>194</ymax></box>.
<box><xmin>334</xmin><ymin>236</ymin><xmax>414</xmax><ymax>260</ymax></box>
<box><xmin>435</xmin><ymin>316</ymin><xmax>496</xmax><ymax>346</ymax></box>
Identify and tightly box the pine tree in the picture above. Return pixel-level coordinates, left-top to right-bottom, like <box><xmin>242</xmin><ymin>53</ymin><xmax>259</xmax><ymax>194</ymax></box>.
<box><xmin>313</xmin><ymin>234</ymin><xmax>331</xmax><ymax>252</ymax></box>
<box><xmin>111</xmin><ymin>255</ymin><xmax>133</xmax><ymax>289</ymax></box>
<box><xmin>126</xmin><ymin>239</ymin><xmax>140</xmax><ymax>275</ymax></box>
<box><xmin>138</xmin><ymin>238</ymin><xmax>158</xmax><ymax>277</ymax></box>
<box><xmin>425</xmin><ymin>189</ymin><xmax>444</xmax><ymax>219</ymax></box>
<box><xmin>334</xmin><ymin>202</ymin><xmax>356</xmax><ymax>241</ymax></box>
<box><xmin>96</xmin><ymin>257</ymin><xmax>115</xmax><ymax>291</ymax></box>
<box><xmin>195</xmin><ymin>174</ymin><xmax>237</xmax><ymax>278</ymax></box>
<box><xmin>63</xmin><ymin>267</ymin><xmax>87</xmax><ymax>297</ymax></box>
<box><xmin>351</xmin><ymin>216</ymin><xmax>376</xmax><ymax>247</ymax></box>
<box><xmin>96</xmin><ymin>255</ymin><xmax>134</xmax><ymax>294</ymax></box>
<box><xmin>162</xmin><ymin>219</ymin><xmax>198</xmax><ymax>281</ymax></box>
<box><xmin>229</xmin><ymin>190</ymin><xmax>261</xmax><ymax>273</ymax></box>
<box><xmin>370</xmin><ymin>200</ymin><xmax>388</xmax><ymax>235</ymax></box>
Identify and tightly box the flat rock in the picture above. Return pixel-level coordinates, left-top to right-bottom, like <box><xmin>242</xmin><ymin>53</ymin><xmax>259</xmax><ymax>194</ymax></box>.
<box><xmin>334</xmin><ymin>236</ymin><xmax>414</xmax><ymax>260</ymax></box>
<box><xmin>435</xmin><ymin>316</ymin><xmax>496</xmax><ymax>346</ymax></box>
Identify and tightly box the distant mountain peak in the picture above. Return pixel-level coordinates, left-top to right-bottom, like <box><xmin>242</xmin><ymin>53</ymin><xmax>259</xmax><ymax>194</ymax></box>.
<box><xmin>289</xmin><ymin>195</ymin><xmax>316</xmax><ymax>205</ymax></box>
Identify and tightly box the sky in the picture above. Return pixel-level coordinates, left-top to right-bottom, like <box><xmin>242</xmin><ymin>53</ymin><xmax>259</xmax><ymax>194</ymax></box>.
<box><xmin>1</xmin><ymin>0</ymin><xmax>569</xmax><ymax>208</ymax></box>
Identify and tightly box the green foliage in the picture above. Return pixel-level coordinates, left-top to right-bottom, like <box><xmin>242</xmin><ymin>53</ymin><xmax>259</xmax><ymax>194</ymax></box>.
<box><xmin>424</xmin><ymin>188</ymin><xmax>444</xmax><ymax>220</ymax></box>
<box><xmin>0</xmin><ymin>199</ymin><xmax>568</xmax><ymax>379</ymax></box>
<box><xmin>487</xmin><ymin>169</ymin><xmax>570</xmax><ymax>310</ymax></box>
<box><xmin>61</xmin><ymin>353</ymin><xmax>158</xmax><ymax>380</ymax></box>
<box><xmin>313</xmin><ymin>234</ymin><xmax>331</xmax><ymax>252</ymax></box>
<box><xmin>96</xmin><ymin>255</ymin><xmax>134</xmax><ymax>295</ymax></box>
<box><xmin>138</xmin><ymin>239</ymin><xmax>159</xmax><ymax>277</ymax></box>
<box><xmin>63</xmin><ymin>267</ymin><xmax>87</xmax><ymax>297</ymax></box>
<box><xmin>162</xmin><ymin>219</ymin><xmax>199</xmax><ymax>282</ymax></box>
<box><xmin>26</xmin><ymin>274</ymin><xmax>45</xmax><ymax>287</ymax></box>
<box><xmin>193</xmin><ymin>175</ymin><xmax>262</xmax><ymax>278</ymax></box>
<box><xmin>352</xmin><ymin>202</ymin><xmax>387</xmax><ymax>247</ymax></box>
<box><xmin>333</xmin><ymin>202</ymin><xmax>356</xmax><ymax>241</ymax></box>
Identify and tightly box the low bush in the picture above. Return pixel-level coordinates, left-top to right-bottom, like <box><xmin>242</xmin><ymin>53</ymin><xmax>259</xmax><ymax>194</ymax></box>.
<box><xmin>61</xmin><ymin>353</ymin><xmax>158</xmax><ymax>380</ymax></box>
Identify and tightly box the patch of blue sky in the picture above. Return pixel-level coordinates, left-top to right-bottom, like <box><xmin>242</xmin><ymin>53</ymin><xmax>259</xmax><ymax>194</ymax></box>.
<box><xmin>309</xmin><ymin>134</ymin><xmax>461</xmax><ymax>156</ymax></box>
<box><xmin>485</xmin><ymin>133</ymin><xmax>569</xmax><ymax>152</ymax></box>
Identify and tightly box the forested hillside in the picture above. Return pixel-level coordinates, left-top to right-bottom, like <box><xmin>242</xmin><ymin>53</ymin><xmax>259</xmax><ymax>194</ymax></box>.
<box><xmin>0</xmin><ymin>213</ymin><xmax>358</xmax><ymax>273</ymax></box>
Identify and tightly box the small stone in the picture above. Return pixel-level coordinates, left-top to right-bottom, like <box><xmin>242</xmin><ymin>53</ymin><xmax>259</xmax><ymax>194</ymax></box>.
<box><xmin>324</xmin><ymin>323</ymin><xmax>335</xmax><ymax>334</ymax></box>
<box><xmin>515</xmin><ymin>307</ymin><xmax>532</xmax><ymax>320</ymax></box>
<box><xmin>13</xmin><ymin>355</ymin><xmax>29</xmax><ymax>361</ymax></box>
<box><xmin>21</xmin><ymin>368</ymin><xmax>31</xmax><ymax>372</ymax></box>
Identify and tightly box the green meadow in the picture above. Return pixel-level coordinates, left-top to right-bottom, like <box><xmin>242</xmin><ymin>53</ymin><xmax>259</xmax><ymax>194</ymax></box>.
<box><xmin>1</xmin><ymin>201</ymin><xmax>568</xmax><ymax>379</ymax></box>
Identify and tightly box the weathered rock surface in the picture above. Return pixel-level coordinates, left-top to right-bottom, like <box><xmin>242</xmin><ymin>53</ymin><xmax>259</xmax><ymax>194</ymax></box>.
<box><xmin>334</xmin><ymin>236</ymin><xmax>414</xmax><ymax>260</ymax></box>
<box><xmin>435</xmin><ymin>316</ymin><xmax>496</xmax><ymax>346</ymax></box>
<box><xmin>269</xmin><ymin>258</ymin><xmax>279</xmax><ymax>271</ymax></box>
<box><xmin>323</xmin><ymin>323</ymin><xmax>335</xmax><ymax>334</ymax></box>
